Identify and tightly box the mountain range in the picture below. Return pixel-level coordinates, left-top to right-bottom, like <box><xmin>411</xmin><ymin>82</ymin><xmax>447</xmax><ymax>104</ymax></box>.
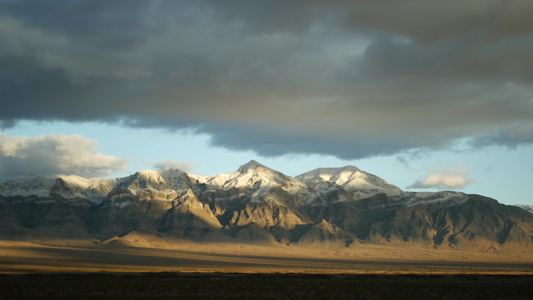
<box><xmin>1</xmin><ymin>160</ymin><xmax>532</xmax><ymax>253</ymax></box>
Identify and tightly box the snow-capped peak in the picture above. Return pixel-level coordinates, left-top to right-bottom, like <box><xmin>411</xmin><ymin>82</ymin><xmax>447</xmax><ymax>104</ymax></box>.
<box><xmin>117</xmin><ymin>170</ymin><xmax>164</xmax><ymax>193</ymax></box>
<box><xmin>193</xmin><ymin>160</ymin><xmax>305</xmax><ymax>191</ymax></box>
<box><xmin>298</xmin><ymin>166</ymin><xmax>361</xmax><ymax>184</ymax></box>
<box><xmin>117</xmin><ymin>168</ymin><xmax>191</xmax><ymax>195</ymax></box>
<box><xmin>297</xmin><ymin>166</ymin><xmax>403</xmax><ymax>196</ymax></box>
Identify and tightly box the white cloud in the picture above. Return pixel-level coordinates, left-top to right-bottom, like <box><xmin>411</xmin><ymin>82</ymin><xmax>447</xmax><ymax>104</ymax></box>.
<box><xmin>408</xmin><ymin>164</ymin><xmax>475</xmax><ymax>190</ymax></box>
<box><xmin>0</xmin><ymin>133</ymin><xmax>129</xmax><ymax>178</ymax></box>
<box><xmin>153</xmin><ymin>160</ymin><xmax>197</xmax><ymax>172</ymax></box>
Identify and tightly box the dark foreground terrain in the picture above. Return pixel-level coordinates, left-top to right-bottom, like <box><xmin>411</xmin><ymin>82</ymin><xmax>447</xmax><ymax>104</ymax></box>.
<box><xmin>0</xmin><ymin>273</ymin><xmax>532</xmax><ymax>300</ymax></box>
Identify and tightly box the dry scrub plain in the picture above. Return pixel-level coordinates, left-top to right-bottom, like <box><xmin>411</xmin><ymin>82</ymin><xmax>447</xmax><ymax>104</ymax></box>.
<box><xmin>0</xmin><ymin>239</ymin><xmax>532</xmax><ymax>274</ymax></box>
<box><xmin>1</xmin><ymin>239</ymin><xmax>532</xmax><ymax>299</ymax></box>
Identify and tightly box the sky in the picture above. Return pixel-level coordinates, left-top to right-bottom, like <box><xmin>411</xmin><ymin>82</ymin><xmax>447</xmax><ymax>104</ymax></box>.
<box><xmin>0</xmin><ymin>1</ymin><xmax>532</xmax><ymax>206</ymax></box>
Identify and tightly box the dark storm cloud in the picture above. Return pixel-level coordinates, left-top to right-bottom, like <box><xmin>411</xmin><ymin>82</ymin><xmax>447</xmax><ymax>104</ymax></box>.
<box><xmin>1</xmin><ymin>0</ymin><xmax>533</xmax><ymax>159</ymax></box>
<box><xmin>1</xmin><ymin>0</ymin><xmax>151</xmax><ymax>49</ymax></box>
<box><xmin>0</xmin><ymin>55</ymin><xmax>134</xmax><ymax>122</ymax></box>
<box><xmin>340</xmin><ymin>1</ymin><xmax>531</xmax><ymax>42</ymax></box>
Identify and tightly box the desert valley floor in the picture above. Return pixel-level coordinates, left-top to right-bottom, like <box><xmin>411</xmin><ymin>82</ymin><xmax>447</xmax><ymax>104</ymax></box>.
<box><xmin>1</xmin><ymin>240</ymin><xmax>533</xmax><ymax>299</ymax></box>
<box><xmin>1</xmin><ymin>239</ymin><xmax>532</xmax><ymax>274</ymax></box>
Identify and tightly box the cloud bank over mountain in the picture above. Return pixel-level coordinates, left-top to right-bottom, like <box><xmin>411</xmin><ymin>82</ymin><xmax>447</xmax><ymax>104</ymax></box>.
<box><xmin>0</xmin><ymin>134</ymin><xmax>129</xmax><ymax>177</ymax></box>
<box><xmin>1</xmin><ymin>1</ymin><xmax>533</xmax><ymax>159</ymax></box>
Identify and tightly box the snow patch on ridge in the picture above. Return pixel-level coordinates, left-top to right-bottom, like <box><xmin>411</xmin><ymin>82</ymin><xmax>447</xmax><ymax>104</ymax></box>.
<box><xmin>406</xmin><ymin>191</ymin><xmax>469</xmax><ymax>207</ymax></box>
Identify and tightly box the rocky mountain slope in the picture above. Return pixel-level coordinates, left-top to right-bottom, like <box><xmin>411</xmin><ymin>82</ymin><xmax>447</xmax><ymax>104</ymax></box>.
<box><xmin>0</xmin><ymin>161</ymin><xmax>531</xmax><ymax>252</ymax></box>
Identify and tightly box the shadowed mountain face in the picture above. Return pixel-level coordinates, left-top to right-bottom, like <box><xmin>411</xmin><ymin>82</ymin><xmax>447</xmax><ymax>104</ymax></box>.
<box><xmin>0</xmin><ymin>161</ymin><xmax>532</xmax><ymax>252</ymax></box>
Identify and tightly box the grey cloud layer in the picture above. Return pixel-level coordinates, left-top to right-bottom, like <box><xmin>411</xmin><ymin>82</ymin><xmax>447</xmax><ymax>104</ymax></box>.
<box><xmin>1</xmin><ymin>0</ymin><xmax>533</xmax><ymax>158</ymax></box>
